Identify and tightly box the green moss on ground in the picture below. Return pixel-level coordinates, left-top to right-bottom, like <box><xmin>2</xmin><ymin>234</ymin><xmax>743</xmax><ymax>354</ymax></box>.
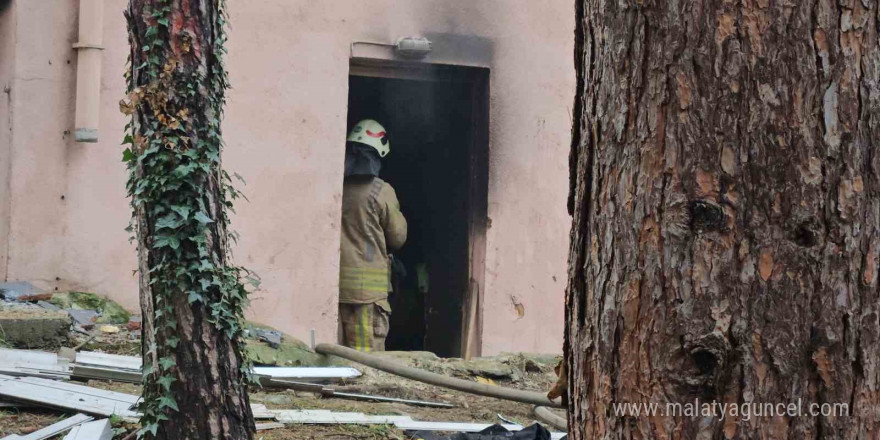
<box><xmin>50</xmin><ymin>292</ymin><xmax>131</xmax><ymax>324</ymax></box>
<box><xmin>243</xmin><ymin>321</ymin><xmax>342</xmax><ymax>367</ymax></box>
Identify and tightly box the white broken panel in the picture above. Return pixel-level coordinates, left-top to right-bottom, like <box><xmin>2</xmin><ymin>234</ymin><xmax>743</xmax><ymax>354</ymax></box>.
<box><xmin>0</xmin><ymin>374</ymin><xmax>140</xmax><ymax>419</ymax></box>
<box><xmin>250</xmin><ymin>403</ymin><xmax>275</xmax><ymax>420</ymax></box>
<box><xmin>73</xmin><ymin>350</ymin><xmax>362</xmax><ymax>381</ymax></box>
<box><xmin>62</xmin><ymin>419</ymin><xmax>112</xmax><ymax>440</ymax></box>
<box><xmin>0</xmin><ymin>413</ymin><xmax>93</xmax><ymax>440</ymax></box>
<box><xmin>0</xmin><ymin>367</ymin><xmax>69</xmax><ymax>381</ymax></box>
<box><xmin>0</xmin><ymin>348</ymin><xmax>70</xmax><ymax>379</ymax></box>
<box><xmin>273</xmin><ymin>409</ymin><xmax>413</xmax><ymax>425</ymax></box>
<box><xmin>255</xmin><ymin>422</ymin><xmax>285</xmax><ymax>431</ymax></box>
<box><xmin>0</xmin><ymin>348</ymin><xmax>60</xmax><ymax>366</ymax></box>
<box><xmin>273</xmin><ymin>409</ymin><xmax>567</xmax><ymax>438</ymax></box>
<box><xmin>253</xmin><ymin>367</ymin><xmax>361</xmax><ymax>380</ymax></box>
<box><xmin>75</xmin><ymin>352</ymin><xmax>141</xmax><ymax>372</ymax></box>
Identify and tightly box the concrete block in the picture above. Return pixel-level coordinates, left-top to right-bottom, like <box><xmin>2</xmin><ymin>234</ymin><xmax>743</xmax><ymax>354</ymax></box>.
<box><xmin>0</xmin><ymin>308</ymin><xmax>71</xmax><ymax>348</ymax></box>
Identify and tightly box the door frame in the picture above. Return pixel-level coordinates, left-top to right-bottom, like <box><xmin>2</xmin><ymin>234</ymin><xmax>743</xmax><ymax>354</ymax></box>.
<box><xmin>348</xmin><ymin>58</ymin><xmax>490</xmax><ymax>358</ymax></box>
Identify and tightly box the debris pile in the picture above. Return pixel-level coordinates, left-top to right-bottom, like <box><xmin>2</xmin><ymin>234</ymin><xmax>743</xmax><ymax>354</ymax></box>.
<box><xmin>0</xmin><ymin>283</ymin><xmax>138</xmax><ymax>350</ymax></box>
<box><xmin>0</xmin><ymin>283</ymin><xmax>567</xmax><ymax>439</ymax></box>
<box><xmin>0</xmin><ymin>345</ymin><xmax>565</xmax><ymax>439</ymax></box>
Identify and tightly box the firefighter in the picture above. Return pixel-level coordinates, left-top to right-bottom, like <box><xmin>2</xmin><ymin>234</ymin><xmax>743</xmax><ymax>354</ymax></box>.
<box><xmin>338</xmin><ymin>119</ymin><xmax>407</xmax><ymax>352</ymax></box>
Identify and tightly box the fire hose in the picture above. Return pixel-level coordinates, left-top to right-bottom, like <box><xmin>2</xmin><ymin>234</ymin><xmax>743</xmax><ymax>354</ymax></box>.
<box><xmin>315</xmin><ymin>343</ymin><xmax>565</xmax><ymax>409</ymax></box>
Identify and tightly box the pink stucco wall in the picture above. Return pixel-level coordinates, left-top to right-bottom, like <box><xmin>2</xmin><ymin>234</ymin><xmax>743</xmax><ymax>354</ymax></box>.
<box><xmin>0</xmin><ymin>0</ymin><xmax>15</xmax><ymax>282</ymax></box>
<box><xmin>0</xmin><ymin>0</ymin><xmax>573</xmax><ymax>355</ymax></box>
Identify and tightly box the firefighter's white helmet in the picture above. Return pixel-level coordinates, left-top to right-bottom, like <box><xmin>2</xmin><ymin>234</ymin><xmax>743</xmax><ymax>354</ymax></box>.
<box><xmin>347</xmin><ymin>119</ymin><xmax>390</xmax><ymax>157</ymax></box>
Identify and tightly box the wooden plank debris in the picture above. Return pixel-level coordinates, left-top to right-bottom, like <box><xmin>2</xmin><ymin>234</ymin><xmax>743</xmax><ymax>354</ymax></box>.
<box><xmin>62</xmin><ymin>419</ymin><xmax>112</xmax><ymax>440</ymax></box>
<box><xmin>0</xmin><ymin>413</ymin><xmax>93</xmax><ymax>440</ymax></box>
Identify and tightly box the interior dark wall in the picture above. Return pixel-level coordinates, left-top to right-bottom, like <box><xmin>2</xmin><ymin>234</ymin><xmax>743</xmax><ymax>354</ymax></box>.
<box><xmin>346</xmin><ymin>75</ymin><xmax>472</xmax><ymax>357</ymax></box>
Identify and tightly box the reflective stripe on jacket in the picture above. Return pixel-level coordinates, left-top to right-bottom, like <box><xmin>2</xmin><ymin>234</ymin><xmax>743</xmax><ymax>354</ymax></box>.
<box><xmin>339</xmin><ymin>177</ymin><xmax>407</xmax><ymax>304</ymax></box>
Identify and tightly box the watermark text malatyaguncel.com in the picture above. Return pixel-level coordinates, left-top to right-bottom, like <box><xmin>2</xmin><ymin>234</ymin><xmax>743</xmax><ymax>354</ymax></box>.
<box><xmin>613</xmin><ymin>399</ymin><xmax>850</xmax><ymax>421</ymax></box>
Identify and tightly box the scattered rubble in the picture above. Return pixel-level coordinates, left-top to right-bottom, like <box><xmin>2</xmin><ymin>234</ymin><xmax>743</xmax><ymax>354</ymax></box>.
<box><xmin>0</xmin><ymin>286</ymin><xmax>139</xmax><ymax>350</ymax></box>
<box><xmin>0</xmin><ymin>343</ymin><xmax>565</xmax><ymax>439</ymax></box>
<box><xmin>0</xmin><ymin>282</ymin><xmax>43</xmax><ymax>302</ymax></box>
<box><xmin>0</xmin><ymin>284</ymin><xmax>565</xmax><ymax>439</ymax></box>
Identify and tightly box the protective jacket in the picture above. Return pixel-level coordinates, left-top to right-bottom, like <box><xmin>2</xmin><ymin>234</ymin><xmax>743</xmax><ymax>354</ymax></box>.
<box><xmin>339</xmin><ymin>176</ymin><xmax>407</xmax><ymax>304</ymax></box>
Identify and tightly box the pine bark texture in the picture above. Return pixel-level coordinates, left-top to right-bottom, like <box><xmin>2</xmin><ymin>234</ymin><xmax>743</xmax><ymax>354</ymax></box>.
<box><xmin>566</xmin><ymin>0</ymin><xmax>880</xmax><ymax>439</ymax></box>
<box><xmin>126</xmin><ymin>1</ymin><xmax>254</xmax><ymax>438</ymax></box>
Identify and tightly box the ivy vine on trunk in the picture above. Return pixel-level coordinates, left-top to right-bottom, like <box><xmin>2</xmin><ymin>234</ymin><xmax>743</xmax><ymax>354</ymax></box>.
<box><xmin>121</xmin><ymin>0</ymin><xmax>256</xmax><ymax>438</ymax></box>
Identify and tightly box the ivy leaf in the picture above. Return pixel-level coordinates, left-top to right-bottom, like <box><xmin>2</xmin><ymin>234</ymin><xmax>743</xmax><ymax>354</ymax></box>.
<box><xmin>157</xmin><ymin>375</ymin><xmax>176</xmax><ymax>391</ymax></box>
<box><xmin>152</xmin><ymin>235</ymin><xmax>180</xmax><ymax>250</ymax></box>
<box><xmin>199</xmin><ymin>260</ymin><xmax>214</xmax><ymax>271</ymax></box>
<box><xmin>139</xmin><ymin>423</ymin><xmax>159</xmax><ymax>437</ymax></box>
<box><xmin>158</xmin><ymin>396</ymin><xmax>179</xmax><ymax>412</ymax></box>
<box><xmin>172</xmin><ymin>163</ymin><xmax>196</xmax><ymax>178</ymax></box>
<box><xmin>194</xmin><ymin>211</ymin><xmax>214</xmax><ymax>224</ymax></box>
<box><xmin>188</xmin><ymin>291</ymin><xmax>203</xmax><ymax>304</ymax></box>
<box><xmin>157</xmin><ymin>17</ymin><xmax>169</xmax><ymax>27</ymax></box>
<box><xmin>154</xmin><ymin>214</ymin><xmax>184</xmax><ymax>230</ymax></box>
<box><xmin>166</xmin><ymin>337</ymin><xmax>180</xmax><ymax>348</ymax></box>
<box><xmin>159</xmin><ymin>356</ymin><xmax>176</xmax><ymax>371</ymax></box>
<box><xmin>169</xmin><ymin>205</ymin><xmax>191</xmax><ymax>220</ymax></box>
<box><xmin>142</xmin><ymin>363</ymin><xmax>156</xmax><ymax>376</ymax></box>
<box><xmin>122</xmin><ymin>148</ymin><xmax>135</xmax><ymax>163</ymax></box>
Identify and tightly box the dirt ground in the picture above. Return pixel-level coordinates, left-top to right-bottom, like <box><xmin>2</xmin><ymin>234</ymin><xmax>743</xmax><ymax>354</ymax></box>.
<box><xmin>0</xmin><ymin>334</ymin><xmax>565</xmax><ymax>439</ymax></box>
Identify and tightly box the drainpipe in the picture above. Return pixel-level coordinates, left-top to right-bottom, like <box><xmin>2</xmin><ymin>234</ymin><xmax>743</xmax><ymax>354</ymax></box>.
<box><xmin>73</xmin><ymin>0</ymin><xmax>104</xmax><ymax>143</ymax></box>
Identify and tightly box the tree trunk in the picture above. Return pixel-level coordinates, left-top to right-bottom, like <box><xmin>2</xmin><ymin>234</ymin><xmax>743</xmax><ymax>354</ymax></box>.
<box><xmin>124</xmin><ymin>1</ymin><xmax>255</xmax><ymax>438</ymax></box>
<box><xmin>566</xmin><ymin>1</ymin><xmax>880</xmax><ymax>439</ymax></box>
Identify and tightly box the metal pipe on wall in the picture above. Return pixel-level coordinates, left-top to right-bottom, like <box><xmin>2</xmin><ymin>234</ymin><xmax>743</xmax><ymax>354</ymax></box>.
<box><xmin>73</xmin><ymin>0</ymin><xmax>104</xmax><ymax>143</ymax></box>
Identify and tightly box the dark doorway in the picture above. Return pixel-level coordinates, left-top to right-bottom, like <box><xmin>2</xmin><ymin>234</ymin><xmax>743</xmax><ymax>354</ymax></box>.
<box><xmin>344</xmin><ymin>61</ymin><xmax>489</xmax><ymax>358</ymax></box>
